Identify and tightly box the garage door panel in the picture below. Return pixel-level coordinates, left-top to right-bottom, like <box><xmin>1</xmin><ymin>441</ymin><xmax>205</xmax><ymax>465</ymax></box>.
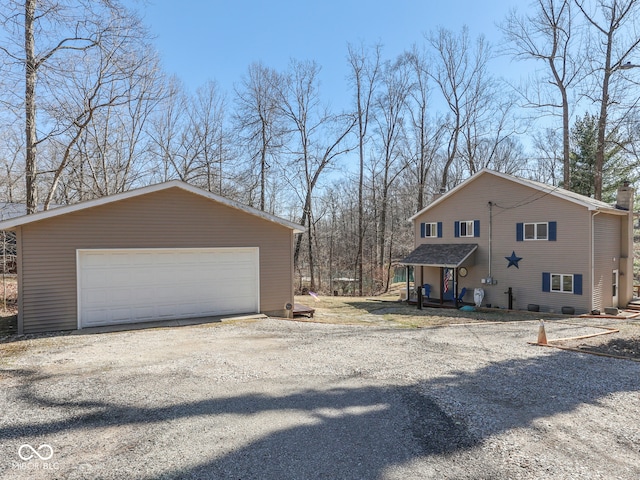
<box><xmin>81</xmin><ymin>289</ymin><xmax>109</xmax><ymax>309</ymax></box>
<box><xmin>78</xmin><ymin>248</ymin><xmax>259</xmax><ymax>328</ymax></box>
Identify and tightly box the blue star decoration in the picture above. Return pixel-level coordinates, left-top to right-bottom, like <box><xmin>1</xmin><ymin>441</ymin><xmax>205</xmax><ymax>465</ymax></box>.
<box><xmin>505</xmin><ymin>251</ymin><xmax>523</xmax><ymax>268</ymax></box>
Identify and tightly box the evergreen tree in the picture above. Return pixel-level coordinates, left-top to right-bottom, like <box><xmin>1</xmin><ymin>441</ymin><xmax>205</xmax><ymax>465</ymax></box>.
<box><xmin>567</xmin><ymin>113</ymin><xmax>637</xmax><ymax>203</ymax></box>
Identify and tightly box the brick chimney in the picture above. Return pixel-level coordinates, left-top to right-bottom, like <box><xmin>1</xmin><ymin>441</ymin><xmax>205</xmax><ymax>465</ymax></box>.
<box><xmin>615</xmin><ymin>181</ymin><xmax>634</xmax><ymax>211</ymax></box>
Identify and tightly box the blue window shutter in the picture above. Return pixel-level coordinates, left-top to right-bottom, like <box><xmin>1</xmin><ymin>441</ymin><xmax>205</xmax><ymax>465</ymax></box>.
<box><xmin>549</xmin><ymin>221</ymin><xmax>557</xmax><ymax>241</ymax></box>
<box><xmin>474</xmin><ymin>220</ymin><xmax>480</xmax><ymax>237</ymax></box>
<box><xmin>542</xmin><ymin>272</ymin><xmax>551</xmax><ymax>292</ymax></box>
<box><xmin>437</xmin><ymin>222</ymin><xmax>443</xmax><ymax>238</ymax></box>
<box><xmin>573</xmin><ymin>274</ymin><xmax>582</xmax><ymax>295</ymax></box>
<box><xmin>420</xmin><ymin>222</ymin><xmax>425</xmax><ymax>238</ymax></box>
<box><xmin>516</xmin><ymin>223</ymin><xmax>523</xmax><ymax>241</ymax></box>
<box><xmin>454</xmin><ymin>221</ymin><xmax>460</xmax><ymax>238</ymax></box>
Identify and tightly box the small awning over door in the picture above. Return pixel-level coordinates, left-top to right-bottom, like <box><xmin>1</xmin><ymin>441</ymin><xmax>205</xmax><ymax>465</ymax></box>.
<box><xmin>400</xmin><ymin>243</ymin><xmax>477</xmax><ymax>268</ymax></box>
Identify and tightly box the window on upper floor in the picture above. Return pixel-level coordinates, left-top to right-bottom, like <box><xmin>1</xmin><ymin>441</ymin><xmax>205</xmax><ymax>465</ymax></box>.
<box><xmin>420</xmin><ymin>222</ymin><xmax>442</xmax><ymax>238</ymax></box>
<box><xmin>517</xmin><ymin>221</ymin><xmax>556</xmax><ymax>241</ymax></box>
<box><xmin>455</xmin><ymin>220</ymin><xmax>479</xmax><ymax>238</ymax></box>
<box><xmin>525</xmin><ymin>222</ymin><xmax>547</xmax><ymax>240</ymax></box>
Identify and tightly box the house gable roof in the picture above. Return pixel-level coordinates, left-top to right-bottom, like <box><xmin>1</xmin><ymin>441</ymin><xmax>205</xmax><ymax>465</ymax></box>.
<box><xmin>409</xmin><ymin>169</ymin><xmax>625</xmax><ymax>221</ymax></box>
<box><xmin>0</xmin><ymin>181</ymin><xmax>305</xmax><ymax>233</ymax></box>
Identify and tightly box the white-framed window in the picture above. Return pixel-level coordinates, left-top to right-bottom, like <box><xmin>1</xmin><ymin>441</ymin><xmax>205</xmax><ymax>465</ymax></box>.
<box><xmin>517</xmin><ymin>221</ymin><xmax>557</xmax><ymax>241</ymax></box>
<box><xmin>459</xmin><ymin>220</ymin><xmax>474</xmax><ymax>237</ymax></box>
<box><xmin>543</xmin><ymin>272</ymin><xmax>582</xmax><ymax>295</ymax></box>
<box><xmin>424</xmin><ymin>222</ymin><xmax>438</xmax><ymax>238</ymax></box>
<box><xmin>524</xmin><ymin>222</ymin><xmax>548</xmax><ymax>240</ymax></box>
<box><xmin>551</xmin><ymin>273</ymin><xmax>574</xmax><ymax>293</ymax></box>
<box><xmin>420</xmin><ymin>222</ymin><xmax>442</xmax><ymax>238</ymax></box>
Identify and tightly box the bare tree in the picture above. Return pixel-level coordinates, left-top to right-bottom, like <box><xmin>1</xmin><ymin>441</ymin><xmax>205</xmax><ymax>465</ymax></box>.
<box><xmin>148</xmin><ymin>79</ymin><xmax>190</xmax><ymax>183</ymax></box>
<box><xmin>276</xmin><ymin>60</ymin><xmax>356</xmax><ymax>291</ymax></box>
<box><xmin>234</xmin><ymin>62</ymin><xmax>286</xmax><ymax>211</ymax></box>
<box><xmin>0</xmin><ymin>129</ymin><xmax>24</xmax><ymax>203</ymax></box>
<box><xmin>531</xmin><ymin>127</ymin><xmax>565</xmax><ymax>183</ymax></box>
<box><xmin>192</xmin><ymin>81</ymin><xmax>229</xmax><ymax>194</ymax></box>
<box><xmin>501</xmin><ymin>0</ymin><xmax>581</xmax><ymax>186</ymax></box>
<box><xmin>62</xmin><ymin>55</ymin><xmax>166</xmax><ymax>201</ymax></box>
<box><xmin>373</xmin><ymin>56</ymin><xmax>411</xmax><ymax>279</ymax></box>
<box><xmin>575</xmin><ymin>0</ymin><xmax>640</xmax><ymax>200</ymax></box>
<box><xmin>347</xmin><ymin>43</ymin><xmax>381</xmax><ymax>296</ymax></box>
<box><xmin>41</xmin><ymin>37</ymin><xmax>161</xmax><ymax>208</ymax></box>
<box><xmin>403</xmin><ymin>47</ymin><xmax>446</xmax><ymax>211</ymax></box>
<box><xmin>428</xmin><ymin>26</ymin><xmax>492</xmax><ymax>191</ymax></box>
<box><xmin>0</xmin><ymin>0</ymin><xmax>154</xmax><ymax>212</ymax></box>
<box><xmin>460</xmin><ymin>83</ymin><xmax>523</xmax><ymax>175</ymax></box>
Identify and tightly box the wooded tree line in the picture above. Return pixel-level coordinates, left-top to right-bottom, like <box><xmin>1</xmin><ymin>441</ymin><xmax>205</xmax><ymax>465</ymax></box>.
<box><xmin>0</xmin><ymin>0</ymin><xmax>639</xmax><ymax>295</ymax></box>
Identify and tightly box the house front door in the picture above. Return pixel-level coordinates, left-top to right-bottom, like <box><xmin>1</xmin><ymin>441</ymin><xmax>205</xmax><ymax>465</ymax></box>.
<box><xmin>612</xmin><ymin>269</ymin><xmax>619</xmax><ymax>307</ymax></box>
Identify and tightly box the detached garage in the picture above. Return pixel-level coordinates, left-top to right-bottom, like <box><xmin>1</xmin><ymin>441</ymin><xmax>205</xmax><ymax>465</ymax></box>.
<box><xmin>0</xmin><ymin>181</ymin><xmax>304</xmax><ymax>334</ymax></box>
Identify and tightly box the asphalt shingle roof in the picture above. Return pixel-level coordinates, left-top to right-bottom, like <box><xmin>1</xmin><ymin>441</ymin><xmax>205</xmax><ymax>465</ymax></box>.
<box><xmin>400</xmin><ymin>243</ymin><xmax>478</xmax><ymax>267</ymax></box>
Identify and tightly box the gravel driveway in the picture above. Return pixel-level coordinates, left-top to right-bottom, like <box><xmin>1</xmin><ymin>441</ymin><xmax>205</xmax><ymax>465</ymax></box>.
<box><xmin>1</xmin><ymin>317</ymin><xmax>639</xmax><ymax>479</ymax></box>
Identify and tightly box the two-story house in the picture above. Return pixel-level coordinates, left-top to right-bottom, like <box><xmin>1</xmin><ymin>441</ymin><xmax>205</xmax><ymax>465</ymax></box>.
<box><xmin>401</xmin><ymin>169</ymin><xmax>635</xmax><ymax>314</ymax></box>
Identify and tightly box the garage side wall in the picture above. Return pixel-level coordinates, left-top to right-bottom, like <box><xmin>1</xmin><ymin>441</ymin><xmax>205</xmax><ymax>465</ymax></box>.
<box><xmin>19</xmin><ymin>188</ymin><xmax>294</xmax><ymax>333</ymax></box>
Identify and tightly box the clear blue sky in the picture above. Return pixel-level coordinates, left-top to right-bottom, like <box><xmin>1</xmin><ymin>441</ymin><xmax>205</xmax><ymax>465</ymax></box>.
<box><xmin>132</xmin><ymin>0</ymin><xmax>521</xmax><ymax>108</ymax></box>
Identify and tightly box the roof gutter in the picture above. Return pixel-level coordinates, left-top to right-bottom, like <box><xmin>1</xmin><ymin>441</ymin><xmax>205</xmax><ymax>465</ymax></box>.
<box><xmin>591</xmin><ymin>206</ymin><xmax>629</xmax><ymax>216</ymax></box>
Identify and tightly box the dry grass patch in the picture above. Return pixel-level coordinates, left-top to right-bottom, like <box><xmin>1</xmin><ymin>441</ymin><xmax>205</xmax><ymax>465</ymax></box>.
<box><xmin>0</xmin><ymin>341</ymin><xmax>29</xmax><ymax>358</ymax></box>
<box><xmin>294</xmin><ymin>295</ymin><xmax>563</xmax><ymax>328</ymax></box>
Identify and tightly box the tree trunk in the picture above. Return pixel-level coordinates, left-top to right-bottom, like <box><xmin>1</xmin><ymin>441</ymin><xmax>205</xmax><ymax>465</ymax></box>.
<box><xmin>260</xmin><ymin>127</ymin><xmax>267</xmax><ymax>211</ymax></box>
<box><xmin>561</xmin><ymin>87</ymin><xmax>570</xmax><ymax>187</ymax></box>
<box><xmin>25</xmin><ymin>0</ymin><xmax>37</xmax><ymax>214</ymax></box>
<box><xmin>594</xmin><ymin>31</ymin><xmax>614</xmax><ymax>201</ymax></box>
<box><xmin>307</xmin><ymin>216</ymin><xmax>315</xmax><ymax>291</ymax></box>
<box><xmin>378</xmin><ymin>182</ymin><xmax>389</xmax><ymax>270</ymax></box>
<box><xmin>356</xmin><ymin>103</ymin><xmax>364</xmax><ymax>296</ymax></box>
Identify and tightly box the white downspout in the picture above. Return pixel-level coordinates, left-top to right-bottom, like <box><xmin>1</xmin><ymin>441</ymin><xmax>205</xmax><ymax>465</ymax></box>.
<box><xmin>488</xmin><ymin>201</ymin><xmax>493</xmax><ymax>279</ymax></box>
<box><xmin>591</xmin><ymin>211</ymin><xmax>600</xmax><ymax>311</ymax></box>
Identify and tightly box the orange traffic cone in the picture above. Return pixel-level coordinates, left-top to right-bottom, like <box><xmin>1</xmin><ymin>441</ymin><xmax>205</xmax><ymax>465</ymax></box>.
<box><xmin>537</xmin><ymin>320</ymin><xmax>548</xmax><ymax>345</ymax></box>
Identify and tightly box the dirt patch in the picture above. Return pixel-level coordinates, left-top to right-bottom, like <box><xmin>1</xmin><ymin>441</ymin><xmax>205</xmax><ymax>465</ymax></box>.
<box><xmin>583</xmin><ymin>337</ymin><xmax>640</xmax><ymax>358</ymax></box>
<box><xmin>553</xmin><ymin>322</ymin><xmax>640</xmax><ymax>361</ymax></box>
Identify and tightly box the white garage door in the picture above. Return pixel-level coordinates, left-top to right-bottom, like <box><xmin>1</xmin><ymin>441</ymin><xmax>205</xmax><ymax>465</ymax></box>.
<box><xmin>77</xmin><ymin>248</ymin><xmax>259</xmax><ymax>328</ymax></box>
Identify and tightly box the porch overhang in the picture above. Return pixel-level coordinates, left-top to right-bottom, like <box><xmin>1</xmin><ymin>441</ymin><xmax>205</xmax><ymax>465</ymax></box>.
<box><xmin>399</xmin><ymin>243</ymin><xmax>478</xmax><ymax>268</ymax></box>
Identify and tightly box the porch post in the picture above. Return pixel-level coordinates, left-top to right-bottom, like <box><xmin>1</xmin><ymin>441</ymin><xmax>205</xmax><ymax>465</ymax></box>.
<box><xmin>405</xmin><ymin>265</ymin><xmax>410</xmax><ymax>304</ymax></box>
<box><xmin>454</xmin><ymin>268</ymin><xmax>459</xmax><ymax>308</ymax></box>
<box><xmin>417</xmin><ymin>266</ymin><xmax>423</xmax><ymax>310</ymax></box>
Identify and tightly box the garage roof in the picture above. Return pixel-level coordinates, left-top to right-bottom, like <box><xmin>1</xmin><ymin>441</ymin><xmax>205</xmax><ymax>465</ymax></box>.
<box><xmin>400</xmin><ymin>243</ymin><xmax>478</xmax><ymax>268</ymax></box>
<box><xmin>0</xmin><ymin>181</ymin><xmax>305</xmax><ymax>233</ymax></box>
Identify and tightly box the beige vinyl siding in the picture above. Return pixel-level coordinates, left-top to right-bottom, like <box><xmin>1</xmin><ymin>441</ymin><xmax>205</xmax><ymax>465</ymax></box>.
<box><xmin>414</xmin><ymin>174</ymin><xmax>593</xmax><ymax>312</ymax></box>
<box><xmin>19</xmin><ymin>188</ymin><xmax>294</xmax><ymax>333</ymax></box>
<box><xmin>592</xmin><ymin>213</ymin><xmax>621</xmax><ymax>310</ymax></box>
